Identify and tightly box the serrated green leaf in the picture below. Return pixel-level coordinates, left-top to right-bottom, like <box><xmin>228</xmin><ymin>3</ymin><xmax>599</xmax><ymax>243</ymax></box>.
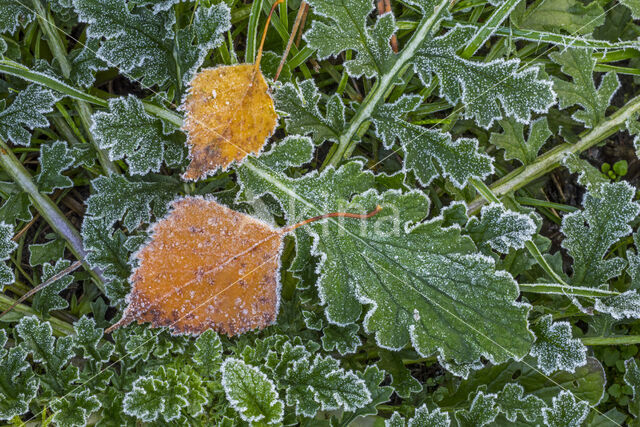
<box><xmin>371</xmin><ymin>95</ymin><xmax>494</xmax><ymax>188</ymax></box>
<box><xmin>0</xmin><ymin>84</ymin><xmax>60</xmax><ymax>146</ymax></box>
<box><xmin>511</xmin><ymin>0</ymin><xmax>605</xmax><ymax>35</ymax></box>
<box><xmin>379</xmin><ymin>349</ymin><xmax>422</xmax><ymax>398</ymax></box>
<box><xmin>221</xmin><ymin>358</ymin><xmax>284</xmax><ymax>425</ymax></box>
<box><xmin>29</xmin><ymin>237</ymin><xmax>66</xmax><ymax>267</ymax></box>
<box><xmin>530</xmin><ymin>315</ymin><xmax>587</xmax><ymax>375</ymax></box>
<box><xmin>32</xmin><ymin>259</ymin><xmax>74</xmax><ymax>315</ymax></box>
<box><xmin>81</xmin><ymin>217</ymin><xmax>130</xmax><ymax>281</ymax></box>
<box><xmin>69</xmin><ymin>38</ymin><xmax>107</xmax><ymax>88</ymax></box>
<box><xmin>0</xmin><ymin>222</ymin><xmax>17</xmax><ymax>290</ymax></box>
<box><xmin>542</xmin><ymin>390</ymin><xmax>590</xmax><ymax>427</ymax></box>
<box><xmin>35</xmin><ymin>141</ymin><xmax>75</xmax><ymax>193</ymax></box>
<box><xmin>303</xmin><ymin>0</ymin><xmax>396</xmax><ymax>77</ymax></box>
<box><xmin>497</xmin><ymin>383</ymin><xmax>546</xmax><ymax>422</ymax></box>
<box><xmin>561</xmin><ymin>182</ymin><xmax>639</xmax><ymax>287</ymax></box>
<box><xmin>193</xmin><ymin>329</ymin><xmax>223</xmax><ymax>375</ymax></box>
<box><xmin>346</xmin><ymin>365</ymin><xmax>394</xmax><ymax>421</ymax></box>
<box><xmin>0</xmin><ymin>192</ymin><xmax>32</xmax><ymax>225</ymax></box>
<box><xmin>122</xmin><ymin>375</ymin><xmax>166</xmax><ymax>422</ymax></box>
<box><xmin>563</xmin><ymin>153</ymin><xmax>608</xmax><ymax>190</ymax></box>
<box><xmin>0</xmin><ymin>330</ymin><xmax>39</xmax><ymax>421</ymax></box>
<box><xmin>594</xmin><ymin>290</ymin><xmax>640</xmax><ymax>320</ymax></box>
<box><xmin>455</xmin><ymin>391</ymin><xmax>499</xmax><ymax>427</ymax></box>
<box><xmin>465</xmin><ymin>203</ymin><xmax>536</xmax><ymax>254</ymax></box>
<box><xmin>321</xmin><ymin>323</ymin><xmax>361</xmax><ymax>355</ymax></box>
<box><xmin>490</xmin><ymin>117</ymin><xmax>551</xmax><ymax>165</ymax></box>
<box><xmin>238</xmin><ymin>141</ymin><xmax>532</xmax><ymax>371</ymax></box>
<box><xmin>624</xmin><ymin>358</ymin><xmax>640</xmax><ymax>418</ymax></box>
<box><xmin>621</xmin><ymin>0</ymin><xmax>640</xmax><ymax>18</ymax></box>
<box><xmin>410</xmin><ymin>405</ymin><xmax>451</xmax><ymax>426</ymax></box>
<box><xmin>91</xmin><ymin>95</ymin><xmax>183</xmax><ymax>175</ymax></box>
<box><xmin>413</xmin><ymin>25</ymin><xmax>554</xmax><ymax>128</ymax></box>
<box><xmin>51</xmin><ymin>390</ymin><xmax>101</xmax><ymax>427</ymax></box>
<box><xmin>0</xmin><ymin>0</ymin><xmax>35</xmax><ymax>34</ymax></box>
<box><xmin>550</xmin><ymin>48</ymin><xmax>619</xmax><ymax>128</ymax></box>
<box><xmin>73</xmin><ymin>0</ymin><xmax>229</xmax><ymax>92</ymax></box>
<box><xmin>274</xmin><ymin>80</ymin><xmax>345</xmax><ymax>144</ymax></box>
<box><xmin>73</xmin><ymin>316</ymin><xmax>113</xmax><ymax>365</ymax></box>
<box><xmin>284</xmin><ymin>354</ymin><xmax>371</xmax><ymax>417</ymax></box>
<box><xmin>85</xmin><ymin>175</ymin><xmax>180</xmax><ymax>230</ymax></box>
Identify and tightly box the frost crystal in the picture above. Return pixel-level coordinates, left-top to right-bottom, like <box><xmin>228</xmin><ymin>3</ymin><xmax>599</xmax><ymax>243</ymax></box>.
<box><xmin>413</xmin><ymin>25</ymin><xmax>555</xmax><ymax>128</ymax></box>
<box><xmin>530</xmin><ymin>315</ymin><xmax>587</xmax><ymax>375</ymax></box>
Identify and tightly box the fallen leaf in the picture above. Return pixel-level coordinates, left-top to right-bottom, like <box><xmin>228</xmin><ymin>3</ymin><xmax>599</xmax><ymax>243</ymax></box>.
<box><xmin>181</xmin><ymin>64</ymin><xmax>277</xmax><ymax>180</ymax></box>
<box><xmin>107</xmin><ymin>197</ymin><xmax>283</xmax><ymax>336</ymax></box>
<box><xmin>105</xmin><ymin>197</ymin><xmax>381</xmax><ymax>336</ymax></box>
<box><xmin>180</xmin><ymin>1</ymin><xmax>282</xmax><ymax>181</ymax></box>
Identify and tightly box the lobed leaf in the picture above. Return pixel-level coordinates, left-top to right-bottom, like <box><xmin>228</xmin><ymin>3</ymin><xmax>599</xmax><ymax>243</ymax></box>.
<box><xmin>36</xmin><ymin>141</ymin><xmax>75</xmax><ymax>193</ymax></box>
<box><xmin>0</xmin><ymin>330</ymin><xmax>38</xmax><ymax>421</ymax></box>
<box><xmin>490</xmin><ymin>117</ymin><xmax>551</xmax><ymax>165</ymax></box>
<box><xmin>542</xmin><ymin>390</ymin><xmax>590</xmax><ymax>427</ymax></box>
<box><xmin>530</xmin><ymin>315</ymin><xmax>587</xmax><ymax>375</ymax></box>
<box><xmin>0</xmin><ymin>0</ymin><xmax>35</xmax><ymax>34</ymax></box>
<box><xmin>0</xmin><ymin>222</ymin><xmax>17</xmax><ymax>290</ymax></box>
<box><xmin>0</xmin><ymin>84</ymin><xmax>60</xmax><ymax>146</ymax></box>
<box><xmin>465</xmin><ymin>203</ymin><xmax>536</xmax><ymax>254</ymax></box>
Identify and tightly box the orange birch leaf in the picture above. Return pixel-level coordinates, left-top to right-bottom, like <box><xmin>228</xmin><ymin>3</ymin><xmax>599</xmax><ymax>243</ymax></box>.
<box><xmin>105</xmin><ymin>197</ymin><xmax>381</xmax><ymax>337</ymax></box>
<box><xmin>180</xmin><ymin>1</ymin><xmax>283</xmax><ymax>181</ymax></box>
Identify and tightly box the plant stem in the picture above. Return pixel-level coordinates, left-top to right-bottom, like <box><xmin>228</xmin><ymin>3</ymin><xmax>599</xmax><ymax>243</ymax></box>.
<box><xmin>467</xmin><ymin>94</ymin><xmax>640</xmax><ymax>214</ymax></box>
<box><xmin>325</xmin><ymin>0</ymin><xmax>451</xmax><ymax>167</ymax></box>
<box><xmin>519</xmin><ymin>283</ymin><xmax>619</xmax><ymax>297</ymax></box>
<box><xmin>0</xmin><ymin>294</ymin><xmax>74</xmax><ymax>336</ymax></box>
<box><xmin>459</xmin><ymin>0</ymin><xmax>520</xmax><ymax>58</ymax></box>
<box><xmin>0</xmin><ymin>138</ymin><xmax>105</xmax><ymax>289</ymax></box>
<box><xmin>582</xmin><ymin>336</ymin><xmax>640</xmax><ymax>346</ymax></box>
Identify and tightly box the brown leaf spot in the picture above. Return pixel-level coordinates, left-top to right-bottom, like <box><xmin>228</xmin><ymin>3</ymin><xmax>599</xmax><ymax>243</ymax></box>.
<box><xmin>115</xmin><ymin>197</ymin><xmax>282</xmax><ymax>336</ymax></box>
<box><xmin>181</xmin><ymin>64</ymin><xmax>277</xmax><ymax>181</ymax></box>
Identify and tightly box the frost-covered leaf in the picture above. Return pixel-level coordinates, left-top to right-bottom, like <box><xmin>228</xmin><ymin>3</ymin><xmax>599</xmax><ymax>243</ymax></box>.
<box><xmin>496</xmin><ymin>383</ymin><xmax>546</xmax><ymax>422</ymax></box>
<box><xmin>303</xmin><ymin>0</ymin><xmax>396</xmax><ymax>77</ymax></box>
<box><xmin>284</xmin><ymin>354</ymin><xmax>371</xmax><ymax>416</ymax></box>
<box><xmin>455</xmin><ymin>391</ymin><xmax>499</xmax><ymax>427</ymax></box>
<box><xmin>221</xmin><ymin>358</ymin><xmax>284</xmax><ymax>424</ymax></box>
<box><xmin>628</xmin><ymin>115</ymin><xmax>640</xmax><ymax>159</ymax></box>
<box><xmin>594</xmin><ymin>290</ymin><xmax>640</xmax><ymax>319</ymax></box>
<box><xmin>371</xmin><ymin>95</ymin><xmax>494</xmax><ymax>188</ymax></box>
<box><xmin>0</xmin><ymin>192</ymin><xmax>32</xmax><ymax>225</ymax></box>
<box><xmin>181</xmin><ymin>63</ymin><xmax>277</xmax><ymax>180</ymax></box>
<box><xmin>73</xmin><ymin>316</ymin><xmax>114</xmax><ymax>365</ymax></box>
<box><xmin>379</xmin><ymin>349</ymin><xmax>422</xmax><ymax>398</ymax></box>
<box><xmin>81</xmin><ymin>217</ymin><xmax>129</xmax><ymax>282</ymax></box>
<box><xmin>563</xmin><ymin>153</ymin><xmax>608</xmax><ymax>190</ymax></box>
<box><xmin>73</xmin><ymin>0</ymin><xmax>230</xmax><ymax>89</ymax></box>
<box><xmin>85</xmin><ymin>175</ymin><xmax>180</xmax><ymax>230</ymax></box>
<box><xmin>550</xmin><ymin>48</ymin><xmax>619</xmax><ymax>128</ymax></box>
<box><xmin>238</xmin><ymin>140</ymin><xmax>533</xmax><ymax>372</ymax></box>
<box><xmin>561</xmin><ymin>181</ymin><xmax>639</xmax><ymax>287</ymax></box>
<box><xmin>92</xmin><ymin>95</ymin><xmax>183</xmax><ymax>175</ymax></box>
<box><xmin>542</xmin><ymin>390</ymin><xmax>590</xmax><ymax>427</ymax></box>
<box><xmin>29</xmin><ymin>238</ymin><xmax>66</xmax><ymax>267</ymax></box>
<box><xmin>465</xmin><ymin>203</ymin><xmax>536</xmax><ymax>254</ymax></box>
<box><xmin>0</xmin><ymin>84</ymin><xmax>60</xmax><ymax>146</ymax></box>
<box><xmin>511</xmin><ymin>0</ymin><xmax>605</xmax><ymax>35</ymax></box>
<box><xmin>123</xmin><ymin>365</ymin><xmax>205</xmax><ymax>422</ymax></box>
<box><xmin>410</xmin><ymin>405</ymin><xmax>451</xmax><ymax>426</ymax></box>
<box><xmin>110</xmin><ymin>197</ymin><xmax>282</xmax><ymax>336</ymax></box>
<box><xmin>621</xmin><ymin>0</ymin><xmax>640</xmax><ymax>18</ymax></box>
<box><xmin>490</xmin><ymin>117</ymin><xmax>551</xmax><ymax>165</ymax></box>
<box><xmin>193</xmin><ymin>329</ymin><xmax>223</xmax><ymax>374</ymax></box>
<box><xmin>274</xmin><ymin>80</ymin><xmax>345</xmax><ymax>144</ymax></box>
<box><xmin>51</xmin><ymin>390</ymin><xmax>101</xmax><ymax>427</ymax></box>
<box><xmin>0</xmin><ymin>330</ymin><xmax>38</xmax><ymax>421</ymax></box>
<box><xmin>413</xmin><ymin>25</ymin><xmax>555</xmax><ymax>128</ymax></box>
<box><xmin>0</xmin><ymin>222</ymin><xmax>17</xmax><ymax>290</ymax></box>
<box><xmin>0</xmin><ymin>0</ymin><xmax>35</xmax><ymax>34</ymax></box>
<box><xmin>348</xmin><ymin>365</ymin><xmax>394</xmax><ymax>420</ymax></box>
<box><xmin>624</xmin><ymin>358</ymin><xmax>640</xmax><ymax>418</ymax></box>
<box><xmin>32</xmin><ymin>259</ymin><xmax>74</xmax><ymax>315</ymax></box>
<box><xmin>321</xmin><ymin>323</ymin><xmax>361</xmax><ymax>355</ymax></box>
<box><xmin>35</xmin><ymin>141</ymin><xmax>75</xmax><ymax>193</ymax></box>
<box><xmin>530</xmin><ymin>315</ymin><xmax>587</xmax><ymax>375</ymax></box>
<box><xmin>69</xmin><ymin>38</ymin><xmax>108</xmax><ymax>88</ymax></box>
